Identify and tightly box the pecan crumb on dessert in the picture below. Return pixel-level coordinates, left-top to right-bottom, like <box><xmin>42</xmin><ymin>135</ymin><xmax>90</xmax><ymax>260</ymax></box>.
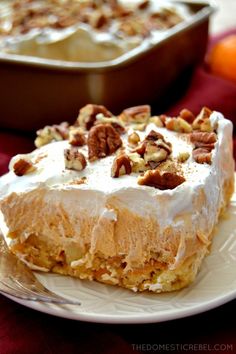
<box><xmin>69</xmin><ymin>127</ymin><xmax>86</xmax><ymax>146</ymax></box>
<box><xmin>192</xmin><ymin>107</ymin><xmax>213</xmax><ymax>132</ymax></box>
<box><xmin>138</xmin><ymin>161</ymin><xmax>185</xmax><ymax>190</ymax></box>
<box><xmin>111</xmin><ymin>154</ymin><xmax>132</xmax><ymax>178</ymax></box>
<box><xmin>119</xmin><ymin>105</ymin><xmax>151</xmax><ymax>124</ymax></box>
<box><xmin>35</xmin><ymin>122</ymin><xmax>69</xmax><ymax>148</ymax></box>
<box><xmin>13</xmin><ymin>159</ymin><xmax>36</xmax><ymax>176</ymax></box>
<box><xmin>64</xmin><ymin>148</ymin><xmax>87</xmax><ymax>171</ymax></box>
<box><xmin>88</xmin><ymin>124</ymin><xmax>122</xmax><ymax>161</ymax></box>
<box><xmin>68</xmin><ymin>177</ymin><xmax>87</xmax><ymax>185</ymax></box>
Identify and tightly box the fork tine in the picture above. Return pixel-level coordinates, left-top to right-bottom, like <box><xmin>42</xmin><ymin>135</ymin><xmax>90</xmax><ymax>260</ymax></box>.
<box><xmin>0</xmin><ymin>279</ymin><xmax>40</xmax><ymax>302</ymax></box>
<box><xmin>0</xmin><ymin>279</ymin><xmax>80</xmax><ymax>305</ymax></box>
<box><xmin>9</xmin><ymin>277</ymin><xmax>81</xmax><ymax>305</ymax></box>
<box><xmin>0</xmin><ymin>232</ymin><xmax>81</xmax><ymax>305</ymax></box>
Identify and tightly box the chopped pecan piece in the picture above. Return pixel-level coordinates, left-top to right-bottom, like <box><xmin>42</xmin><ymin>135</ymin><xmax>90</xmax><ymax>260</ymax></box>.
<box><xmin>117</xmin><ymin>17</ymin><xmax>149</xmax><ymax>38</ymax></box>
<box><xmin>64</xmin><ymin>148</ymin><xmax>87</xmax><ymax>171</ymax></box>
<box><xmin>144</xmin><ymin>142</ymin><xmax>168</xmax><ymax>165</ymax></box>
<box><xmin>131</xmin><ymin>123</ymin><xmax>147</xmax><ymax>131</ymax></box>
<box><xmin>179</xmin><ymin>109</ymin><xmax>195</xmax><ymax>124</ymax></box>
<box><xmin>111</xmin><ymin>154</ymin><xmax>132</xmax><ymax>178</ymax></box>
<box><xmin>192</xmin><ymin>107</ymin><xmax>213</xmax><ymax>132</ymax></box>
<box><xmin>177</xmin><ymin>151</ymin><xmax>190</xmax><ymax>163</ymax></box>
<box><xmin>166</xmin><ymin>117</ymin><xmax>192</xmax><ymax>133</ymax></box>
<box><xmin>13</xmin><ymin>158</ymin><xmax>36</xmax><ymax>176</ymax></box>
<box><xmin>190</xmin><ymin>132</ymin><xmax>217</xmax><ymax>150</ymax></box>
<box><xmin>138</xmin><ymin>0</ymin><xmax>150</xmax><ymax>10</ymax></box>
<box><xmin>192</xmin><ymin>148</ymin><xmax>212</xmax><ymax>165</ymax></box>
<box><xmin>88</xmin><ymin>124</ymin><xmax>122</xmax><ymax>161</ymax></box>
<box><xmin>134</xmin><ymin>130</ymin><xmax>172</xmax><ymax>159</ymax></box>
<box><xmin>35</xmin><ymin>122</ymin><xmax>69</xmax><ymax>148</ymax></box>
<box><xmin>119</xmin><ymin>105</ymin><xmax>151</xmax><ymax>124</ymax></box>
<box><xmin>128</xmin><ymin>132</ymin><xmax>140</xmax><ymax>146</ymax></box>
<box><xmin>69</xmin><ymin>127</ymin><xmax>86</xmax><ymax>146</ymax></box>
<box><xmin>138</xmin><ymin>162</ymin><xmax>185</xmax><ymax>190</ymax></box>
<box><xmin>149</xmin><ymin>116</ymin><xmax>164</xmax><ymax>127</ymax></box>
<box><xmin>76</xmin><ymin>104</ymin><xmax>112</xmax><ymax>131</ymax></box>
<box><xmin>89</xmin><ymin>10</ymin><xmax>108</xmax><ymax>29</ymax></box>
<box><xmin>95</xmin><ymin>113</ymin><xmax>125</xmax><ymax>134</ymax></box>
<box><xmin>145</xmin><ymin>130</ymin><xmax>164</xmax><ymax>142</ymax></box>
<box><xmin>133</xmin><ymin>141</ymin><xmax>147</xmax><ymax>156</ymax></box>
<box><xmin>128</xmin><ymin>153</ymin><xmax>147</xmax><ymax>172</ymax></box>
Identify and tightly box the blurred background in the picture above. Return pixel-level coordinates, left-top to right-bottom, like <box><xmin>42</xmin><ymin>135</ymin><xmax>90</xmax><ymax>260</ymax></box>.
<box><xmin>211</xmin><ymin>0</ymin><xmax>236</xmax><ymax>34</ymax></box>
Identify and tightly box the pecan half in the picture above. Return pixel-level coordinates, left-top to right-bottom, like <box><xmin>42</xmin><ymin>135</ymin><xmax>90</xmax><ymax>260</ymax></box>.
<box><xmin>119</xmin><ymin>105</ymin><xmax>151</xmax><ymax>124</ymax></box>
<box><xmin>190</xmin><ymin>131</ymin><xmax>217</xmax><ymax>164</ymax></box>
<box><xmin>13</xmin><ymin>158</ymin><xmax>36</xmax><ymax>176</ymax></box>
<box><xmin>138</xmin><ymin>163</ymin><xmax>185</xmax><ymax>190</ymax></box>
<box><xmin>64</xmin><ymin>148</ymin><xmax>87</xmax><ymax>171</ymax></box>
<box><xmin>76</xmin><ymin>104</ymin><xmax>112</xmax><ymax>131</ymax></box>
<box><xmin>111</xmin><ymin>154</ymin><xmax>132</xmax><ymax>178</ymax></box>
<box><xmin>192</xmin><ymin>148</ymin><xmax>212</xmax><ymax>164</ymax></box>
<box><xmin>35</xmin><ymin>122</ymin><xmax>69</xmax><ymax>148</ymax></box>
<box><xmin>88</xmin><ymin>124</ymin><xmax>122</xmax><ymax>161</ymax></box>
<box><xmin>190</xmin><ymin>132</ymin><xmax>217</xmax><ymax>150</ymax></box>
<box><xmin>69</xmin><ymin>127</ymin><xmax>86</xmax><ymax>146</ymax></box>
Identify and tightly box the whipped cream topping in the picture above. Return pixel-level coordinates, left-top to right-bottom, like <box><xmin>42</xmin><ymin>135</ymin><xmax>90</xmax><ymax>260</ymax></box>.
<box><xmin>0</xmin><ymin>0</ymin><xmax>191</xmax><ymax>62</ymax></box>
<box><xmin>0</xmin><ymin>112</ymin><xmax>234</xmax><ymax>234</ymax></box>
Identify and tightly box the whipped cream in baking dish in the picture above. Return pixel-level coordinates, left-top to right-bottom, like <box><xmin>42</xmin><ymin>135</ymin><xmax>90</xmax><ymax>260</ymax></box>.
<box><xmin>0</xmin><ymin>111</ymin><xmax>233</xmax><ymax>234</ymax></box>
<box><xmin>0</xmin><ymin>0</ymin><xmax>191</xmax><ymax>62</ymax></box>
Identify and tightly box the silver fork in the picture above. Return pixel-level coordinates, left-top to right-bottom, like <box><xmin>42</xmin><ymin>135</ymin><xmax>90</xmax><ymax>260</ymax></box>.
<box><xmin>0</xmin><ymin>232</ymin><xmax>81</xmax><ymax>305</ymax></box>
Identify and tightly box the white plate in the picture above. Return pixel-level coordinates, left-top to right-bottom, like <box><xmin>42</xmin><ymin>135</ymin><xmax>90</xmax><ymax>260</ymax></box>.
<box><xmin>2</xmin><ymin>193</ymin><xmax>236</xmax><ymax>324</ymax></box>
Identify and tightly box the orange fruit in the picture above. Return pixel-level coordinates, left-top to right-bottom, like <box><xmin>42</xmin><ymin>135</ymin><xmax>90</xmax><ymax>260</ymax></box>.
<box><xmin>207</xmin><ymin>34</ymin><xmax>236</xmax><ymax>83</ymax></box>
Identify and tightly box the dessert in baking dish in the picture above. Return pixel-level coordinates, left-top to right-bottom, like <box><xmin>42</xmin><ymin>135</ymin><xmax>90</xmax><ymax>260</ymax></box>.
<box><xmin>0</xmin><ymin>0</ymin><xmax>190</xmax><ymax>62</ymax></box>
<box><xmin>0</xmin><ymin>105</ymin><xmax>234</xmax><ymax>293</ymax></box>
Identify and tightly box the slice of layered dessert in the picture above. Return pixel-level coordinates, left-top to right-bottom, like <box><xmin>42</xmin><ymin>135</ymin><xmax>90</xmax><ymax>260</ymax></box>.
<box><xmin>0</xmin><ymin>105</ymin><xmax>234</xmax><ymax>292</ymax></box>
